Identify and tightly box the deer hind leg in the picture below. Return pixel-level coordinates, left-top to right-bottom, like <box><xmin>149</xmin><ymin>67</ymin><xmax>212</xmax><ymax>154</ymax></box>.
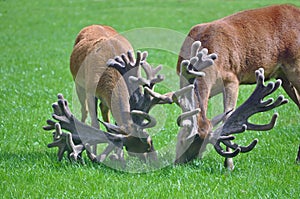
<box><xmin>223</xmin><ymin>76</ymin><xmax>240</xmax><ymax>170</ymax></box>
<box><xmin>100</xmin><ymin>102</ymin><xmax>110</xmax><ymax>123</ymax></box>
<box><xmin>75</xmin><ymin>84</ymin><xmax>88</xmax><ymax>123</ymax></box>
<box><xmin>278</xmin><ymin>73</ymin><xmax>300</xmax><ymax>110</ymax></box>
<box><xmin>279</xmin><ymin>63</ymin><xmax>300</xmax><ymax>162</ymax></box>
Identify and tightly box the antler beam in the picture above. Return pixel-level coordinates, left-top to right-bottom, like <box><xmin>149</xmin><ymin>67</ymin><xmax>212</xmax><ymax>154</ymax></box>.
<box><xmin>210</xmin><ymin>68</ymin><xmax>288</xmax><ymax>157</ymax></box>
<box><xmin>43</xmin><ymin>94</ymin><xmax>125</xmax><ymax>162</ymax></box>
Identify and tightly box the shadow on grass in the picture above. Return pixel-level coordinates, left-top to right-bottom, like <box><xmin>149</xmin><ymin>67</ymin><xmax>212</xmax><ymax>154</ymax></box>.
<box><xmin>0</xmin><ymin>149</ymin><xmax>237</xmax><ymax>176</ymax></box>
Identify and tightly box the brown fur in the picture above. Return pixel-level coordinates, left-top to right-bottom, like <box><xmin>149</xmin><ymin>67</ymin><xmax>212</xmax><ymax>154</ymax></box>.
<box><xmin>70</xmin><ymin>25</ymin><xmax>133</xmax><ymax>128</ymax></box>
<box><xmin>178</xmin><ymin>4</ymin><xmax>300</xmax><ymax>114</ymax></box>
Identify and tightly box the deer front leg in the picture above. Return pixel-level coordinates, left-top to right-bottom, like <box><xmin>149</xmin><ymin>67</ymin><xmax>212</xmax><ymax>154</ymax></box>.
<box><xmin>87</xmin><ymin>93</ymin><xmax>99</xmax><ymax>129</ymax></box>
<box><xmin>223</xmin><ymin>76</ymin><xmax>239</xmax><ymax>116</ymax></box>
<box><xmin>86</xmin><ymin>93</ymin><xmax>99</xmax><ymax>155</ymax></box>
<box><xmin>75</xmin><ymin>84</ymin><xmax>88</xmax><ymax>123</ymax></box>
<box><xmin>223</xmin><ymin>76</ymin><xmax>239</xmax><ymax>170</ymax></box>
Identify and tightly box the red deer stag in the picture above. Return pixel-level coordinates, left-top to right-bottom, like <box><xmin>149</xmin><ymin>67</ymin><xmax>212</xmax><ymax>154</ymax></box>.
<box><xmin>70</xmin><ymin>25</ymin><xmax>133</xmax><ymax>129</ymax></box>
<box><xmin>175</xmin><ymin>41</ymin><xmax>287</xmax><ymax>166</ymax></box>
<box><xmin>69</xmin><ymin>25</ymin><xmax>172</xmax><ymax>162</ymax></box>
<box><xmin>177</xmin><ymin>4</ymin><xmax>300</xmax><ymax>168</ymax></box>
<box><xmin>70</xmin><ymin>25</ymin><xmax>155</xmax><ymax>162</ymax></box>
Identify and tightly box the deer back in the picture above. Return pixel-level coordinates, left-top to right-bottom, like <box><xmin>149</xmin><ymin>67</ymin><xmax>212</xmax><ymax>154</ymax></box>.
<box><xmin>177</xmin><ymin>4</ymin><xmax>300</xmax><ymax>85</ymax></box>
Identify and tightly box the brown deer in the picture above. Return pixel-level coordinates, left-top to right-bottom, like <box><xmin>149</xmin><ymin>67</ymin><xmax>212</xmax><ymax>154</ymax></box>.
<box><xmin>70</xmin><ymin>25</ymin><xmax>172</xmax><ymax>162</ymax></box>
<box><xmin>175</xmin><ymin>41</ymin><xmax>287</xmax><ymax>166</ymax></box>
<box><xmin>70</xmin><ymin>25</ymin><xmax>156</xmax><ymax>161</ymax></box>
<box><xmin>70</xmin><ymin>25</ymin><xmax>133</xmax><ymax>128</ymax></box>
<box><xmin>177</xmin><ymin>4</ymin><xmax>300</xmax><ymax>169</ymax></box>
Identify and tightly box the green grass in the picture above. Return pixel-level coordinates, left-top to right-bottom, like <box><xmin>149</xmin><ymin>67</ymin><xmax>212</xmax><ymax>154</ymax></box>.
<box><xmin>1</xmin><ymin>0</ymin><xmax>300</xmax><ymax>198</ymax></box>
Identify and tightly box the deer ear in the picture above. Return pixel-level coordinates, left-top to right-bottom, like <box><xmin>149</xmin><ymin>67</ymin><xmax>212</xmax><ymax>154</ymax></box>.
<box><xmin>99</xmin><ymin>121</ymin><xmax>127</xmax><ymax>135</ymax></box>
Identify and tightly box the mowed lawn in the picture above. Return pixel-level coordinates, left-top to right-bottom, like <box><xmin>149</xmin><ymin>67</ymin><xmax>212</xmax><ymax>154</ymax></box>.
<box><xmin>1</xmin><ymin>0</ymin><xmax>300</xmax><ymax>198</ymax></box>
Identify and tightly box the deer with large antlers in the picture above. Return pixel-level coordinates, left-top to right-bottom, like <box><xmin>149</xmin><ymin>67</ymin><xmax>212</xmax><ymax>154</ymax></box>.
<box><xmin>175</xmin><ymin>41</ymin><xmax>288</xmax><ymax>167</ymax></box>
<box><xmin>70</xmin><ymin>25</ymin><xmax>172</xmax><ymax>162</ymax></box>
<box><xmin>70</xmin><ymin>25</ymin><xmax>133</xmax><ymax>128</ymax></box>
<box><xmin>70</xmin><ymin>25</ymin><xmax>152</xmax><ymax>161</ymax></box>
<box><xmin>177</xmin><ymin>4</ymin><xmax>300</xmax><ymax>167</ymax></box>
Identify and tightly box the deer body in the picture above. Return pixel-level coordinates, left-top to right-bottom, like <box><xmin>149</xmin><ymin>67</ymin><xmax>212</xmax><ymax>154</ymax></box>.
<box><xmin>177</xmin><ymin>4</ymin><xmax>300</xmax><ymax>117</ymax></box>
<box><xmin>70</xmin><ymin>25</ymin><xmax>157</xmax><ymax>161</ymax></box>
<box><xmin>177</xmin><ymin>4</ymin><xmax>300</xmax><ymax>168</ymax></box>
<box><xmin>70</xmin><ymin>25</ymin><xmax>133</xmax><ymax>128</ymax></box>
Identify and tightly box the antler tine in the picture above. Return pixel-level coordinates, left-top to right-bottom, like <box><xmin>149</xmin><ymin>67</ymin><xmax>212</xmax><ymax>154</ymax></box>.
<box><xmin>54</xmin><ymin>123</ymin><xmax>63</xmax><ymax>139</ymax></box>
<box><xmin>128</xmin><ymin>76</ymin><xmax>149</xmax><ymax>87</ymax></box>
<box><xmin>65</xmin><ymin>132</ymin><xmax>85</xmax><ymax>162</ymax></box>
<box><xmin>214</xmin><ymin>140</ymin><xmax>241</xmax><ymax>158</ymax></box>
<box><xmin>107</xmin><ymin>50</ymin><xmax>147</xmax><ymax>76</ymax></box>
<box><xmin>180</xmin><ymin>60</ymin><xmax>206</xmax><ymax>80</ymax></box>
<box><xmin>181</xmin><ymin>41</ymin><xmax>217</xmax><ymax>80</ymax></box>
<box><xmin>143</xmin><ymin>87</ymin><xmax>173</xmax><ymax>105</ymax></box>
<box><xmin>141</xmin><ymin>62</ymin><xmax>164</xmax><ymax>88</ymax></box>
<box><xmin>222</xmin><ymin>139</ymin><xmax>258</xmax><ymax>153</ymax></box>
<box><xmin>222</xmin><ymin>68</ymin><xmax>288</xmax><ymax>135</ymax></box>
<box><xmin>130</xmin><ymin>110</ymin><xmax>157</xmax><ymax>129</ymax></box>
<box><xmin>135</xmin><ymin>50</ymin><xmax>148</xmax><ymax>67</ymax></box>
<box><xmin>107</xmin><ymin>57</ymin><xmax>126</xmax><ymax>75</ymax></box>
<box><xmin>194</xmin><ymin>48</ymin><xmax>218</xmax><ymax>72</ymax></box>
<box><xmin>177</xmin><ymin>109</ymin><xmax>200</xmax><ymax>127</ymax></box>
<box><xmin>51</xmin><ymin>101</ymin><xmax>71</xmax><ymax>125</ymax></box>
<box><xmin>172</xmin><ymin>85</ymin><xmax>194</xmax><ymax>102</ymax></box>
<box><xmin>43</xmin><ymin>119</ymin><xmax>56</xmax><ymax>131</ymax></box>
<box><xmin>47</xmin><ymin>123</ymin><xmax>71</xmax><ymax>161</ymax></box>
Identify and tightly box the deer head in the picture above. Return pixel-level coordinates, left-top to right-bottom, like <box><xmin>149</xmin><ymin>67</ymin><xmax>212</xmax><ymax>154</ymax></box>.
<box><xmin>174</xmin><ymin>41</ymin><xmax>288</xmax><ymax>165</ymax></box>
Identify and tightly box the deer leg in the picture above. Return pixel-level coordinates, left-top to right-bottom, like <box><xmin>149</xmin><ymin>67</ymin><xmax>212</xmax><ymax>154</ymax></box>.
<box><xmin>100</xmin><ymin>102</ymin><xmax>110</xmax><ymax>123</ymax></box>
<box><xmin>87</xmin><ymin>93</ymin><xmax>100</xmax><ymax>129</ymax></box>
<box><xmin>86</xmin><ymin>94</ymin><xmax>99</xmax><ymax>155</ymax></box>
<box><xmin>279</xmin><ymin>64</ymin><xmax>300</xmax><ymax>162</ymax></box>
<box><xmin>278</xmin><ymin>73</ymin><xmax>300</xmax><ymax>110</ymax></box>
<box><xmin>223</xmin><ymin>77</ymin><xmax>239</xmax><ymax>170</ymax></box>
<box><xmin>100</xmin><ymin>102</ymin><xmax>124</xmax><ymax>161</ymax></box>
<box><xmin>297</xmin><ymin>144</ymin><xmax>300</xmax><ymax>162</ymax></box>
<box><xmin>75</xmin><ymin>84</ymin><xmax>88</xmax><ymax>123</ymax></box>
<box><xmin>223</xmin><ymin>78</ymin><xmax>239</xmax><ymax>117</ymax></box>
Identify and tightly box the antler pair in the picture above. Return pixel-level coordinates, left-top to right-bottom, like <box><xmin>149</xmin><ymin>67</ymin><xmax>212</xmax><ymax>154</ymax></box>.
<box><xmin>174</xmin><ymin>41</ymin><xmax>218</xmax><ymax>163</ymax></box>
<box><xmin>175</xmin><ymin>41</ymin><xmax>288</xmax><ymax>163</ymax></box>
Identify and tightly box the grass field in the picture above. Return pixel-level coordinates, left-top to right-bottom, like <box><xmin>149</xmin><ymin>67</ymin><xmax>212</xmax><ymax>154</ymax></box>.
<box><xmin>1</xmin><ymin>0</ymin><xmax>300</xmax><ymax>198</ymax></box>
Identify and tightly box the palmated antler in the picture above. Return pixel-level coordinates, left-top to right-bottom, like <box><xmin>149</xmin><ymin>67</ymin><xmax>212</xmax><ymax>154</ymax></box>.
<box><xmin>47</xmin><ymin>123</ymin><xmax>85</xmax><ymax>162</ymax></box>
<box><xmin>43</xmin><ymin>94</ymin><xmax>125</xmax><ymax>162</ymax></box>
<box><xmin>210</xmin><ymin>68</ymin><xmax>288</xmax><ymax>157</ymax></box>
<box><xmin>107</xmin><ymin>50</ymin><xmax>147</xmax><ymax>76</ymax></box>
<box><xmin>47</xmin><ymin>123</ymin><xmax>73</xmax><ymax>161</ymax></box>
<box><xmin>107</xmin><ymin>50</ymin><xmax>173</xmax><ymax>114</ymax></box>
<box><xmin>179</xmin><ymin>41</ymin><xmax>217</xmax><ymax>85</ymax></box>
<box><xmin>174</xmin><ymin>41</ymin><xmax>217</xmax><ymax>164</ymax></box>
